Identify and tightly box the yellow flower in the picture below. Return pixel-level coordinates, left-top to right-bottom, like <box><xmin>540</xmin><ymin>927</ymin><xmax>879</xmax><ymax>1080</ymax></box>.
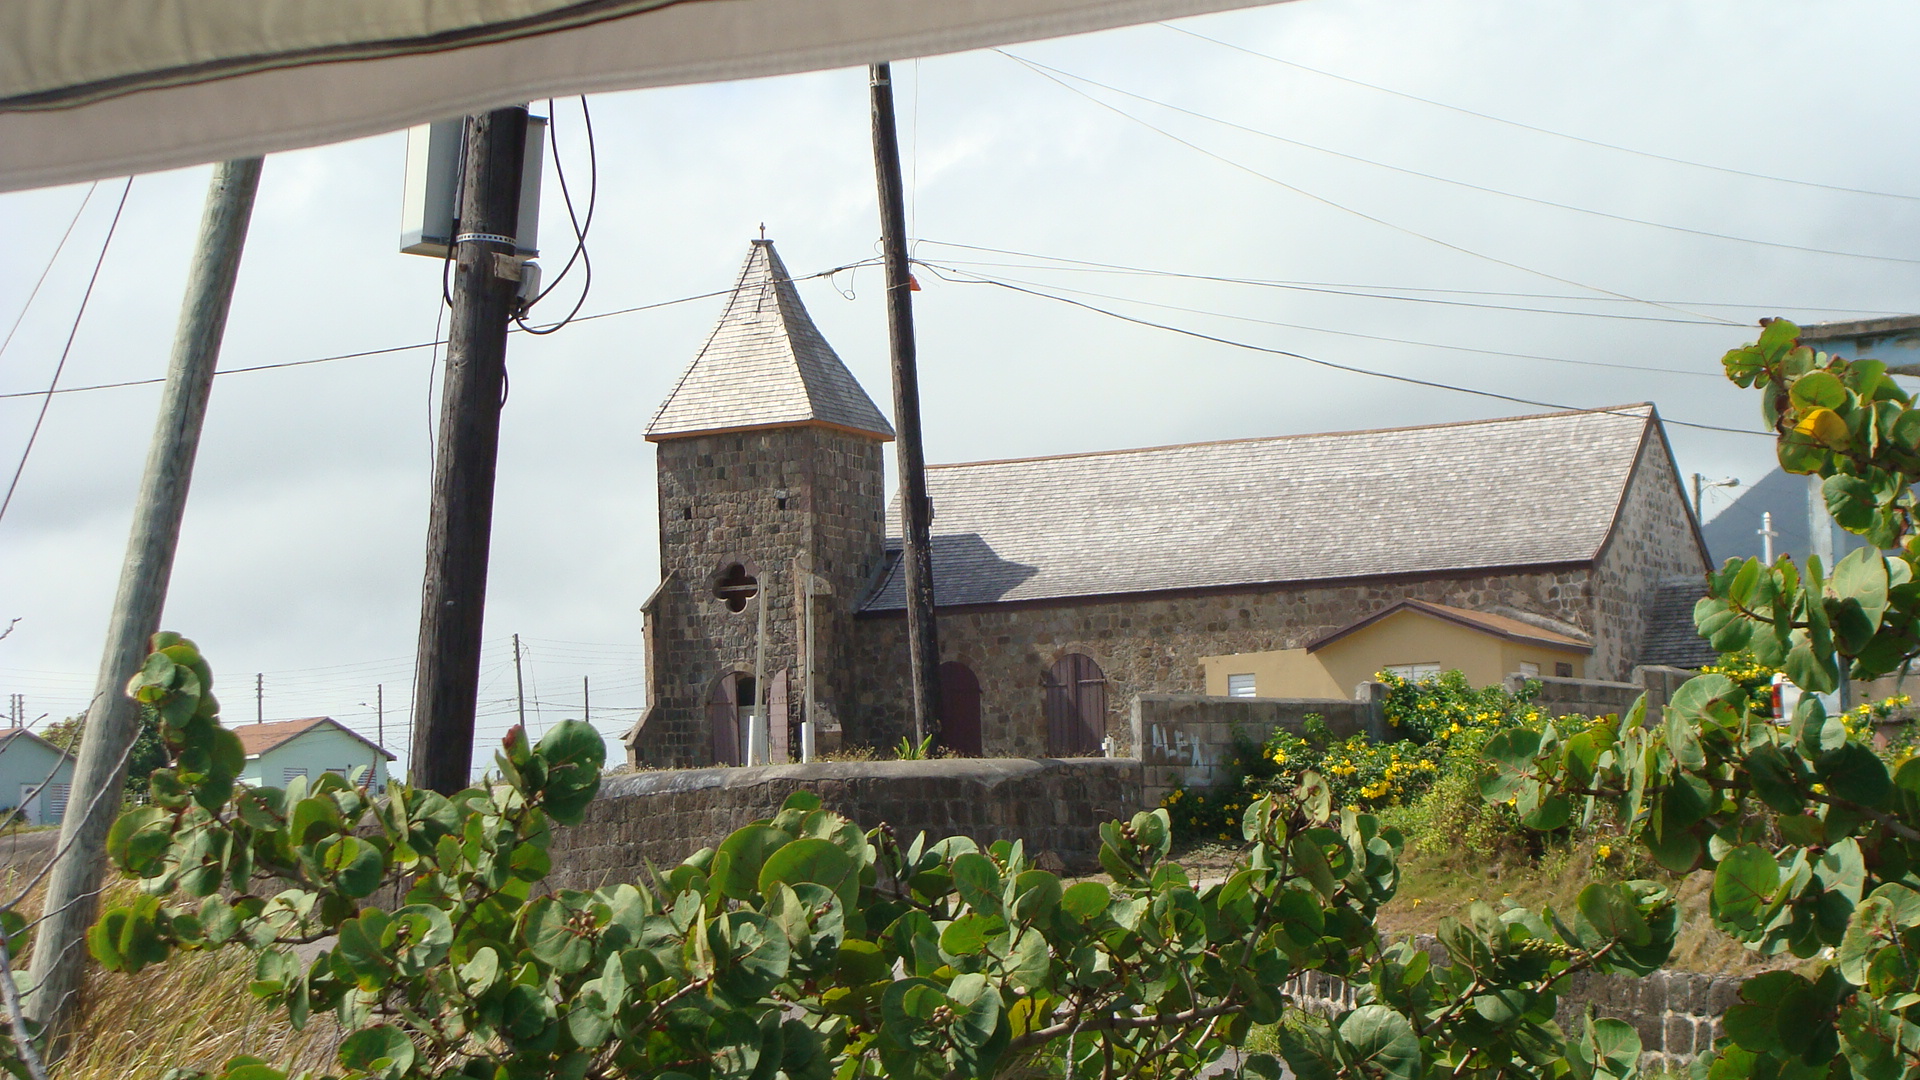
<box><xmin>1812</xmin><ymin>783</ymin><xmax>1828</xmax><ymax>795</ymax></box>
<box><xmin>1596</xmin><ymin>844</ymin><xmax>1612</xmax><ymax>860</ymax></box>
<box><xmin>1411</xmin><ymin>898</ymin><xmax>1423</xmax><ymax>908</ymax></box>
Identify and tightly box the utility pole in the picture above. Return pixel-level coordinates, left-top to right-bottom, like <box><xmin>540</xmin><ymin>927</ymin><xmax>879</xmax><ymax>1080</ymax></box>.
<box><xmin>513</xmin><ymin>633</ymin><xmax>526</xmax><ymax>731</ymax></box>
<box><xmin>30</xmin><ymin>157</ymin><xmax>264</xmax><ymax>1045</ymax></box>
<box><xmin>255</xmin><ymin>672</ymin><xmax>263</xmax><ymax>723</ymax></box>
<box><xmin>375</xmin><ymin>684</ymin><xmax>384</xmax><ymax>749</ymax></box>
<box><xmin>410</xmin><ymin>107</ymin><xmax>529</xmax><ymax>794</ymax></box>
<box><xmin>1759</xmin><ymin>512</ymin><xmax>1778</xmax><ymax>564</ymax></box>
<box><xmin>868</xmin><ymin>62</ymin><xmax>942</xmax><ymax>748</ymax></box>
<box><xmin>582</xmin><ymin>676</ymin><xmax>589</xmax><ymax>723</ymax></box>
<box><xmin>1691</xmin><ymin>473</ymin><xmax>1737</xmax><ymax>525</ymax></box>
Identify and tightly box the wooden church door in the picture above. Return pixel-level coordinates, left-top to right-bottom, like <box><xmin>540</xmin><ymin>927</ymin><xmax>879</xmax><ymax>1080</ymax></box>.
<box><xmin>1044</xmin><ymin>653</ymin><xmax>1106</xmax><ymax>757</ymax></box>
<box><xmin>767</xmin><ymin>668</ymin><xmax>790</xmax><ymax>764</ymax></box>
<box><xmin>938</xmin><ymin>662</ymin><xmax>983</xmax><ymax>757</ymax></box>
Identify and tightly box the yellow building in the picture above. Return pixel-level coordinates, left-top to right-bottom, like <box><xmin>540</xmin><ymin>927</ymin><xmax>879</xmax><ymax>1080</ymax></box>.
<box><xmin>1201</xmin><ymin>600</ymin><xmax>1589</xmax><ymax>699</ymax></box>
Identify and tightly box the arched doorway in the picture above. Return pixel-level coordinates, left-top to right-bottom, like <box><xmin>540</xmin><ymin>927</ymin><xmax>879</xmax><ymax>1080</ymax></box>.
<box><xmin>938</xmin><ymin>662</ymin><xmax>983</xmax><ymax>757</ymax></box>
<box><xmin>1044</xmin><ymin>653</ymin><xmax>1106</xmax><ymax>757</ymax></box>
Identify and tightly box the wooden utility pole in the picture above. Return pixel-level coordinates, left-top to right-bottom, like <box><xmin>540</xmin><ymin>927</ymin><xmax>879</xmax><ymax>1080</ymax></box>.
<box><xmin>513</xmin><ymin>633</ymin><xmax>526</xmax><ymax>730</ymax></box>
<box><xmin>410</xmin><ymin>107</ymin><xmax>528</xmax><ymax>794</ymax></box>
<box><xmin>254</xmin><ymin>672</ymin><xmax>262</xmax><ymax>723</ymax></box>
<box><xmin>29</xmin><ymin>157</ymin><xmax>264</xmax><ymax>1044</ymax></box>
<box><xmin>868</xmin><ymin>62</ymin><xmax>942</xmax><ymax>748</ymax></box>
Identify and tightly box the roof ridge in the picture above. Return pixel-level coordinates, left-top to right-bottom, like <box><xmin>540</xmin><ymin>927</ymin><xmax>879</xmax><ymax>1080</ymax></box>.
<box><xmin>924</xmin><ymin>404</ymin><xmax>1655</xmax><ymax>472</ymax></box>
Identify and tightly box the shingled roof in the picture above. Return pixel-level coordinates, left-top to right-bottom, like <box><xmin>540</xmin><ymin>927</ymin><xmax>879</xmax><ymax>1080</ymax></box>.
<box><xmin>1638</xmin><ymin>579</ymin><xmax>1718</xmax><ymax>669</ymax></box>
<box><xmin>861</xmin><ymin>406</ymin><xmax>1668</xmax><ymax>611</ymax></box>
<box><xmin>646</xmin><ymin>240</ymin><xmax>894</xmax><ymax>442</ymax></box>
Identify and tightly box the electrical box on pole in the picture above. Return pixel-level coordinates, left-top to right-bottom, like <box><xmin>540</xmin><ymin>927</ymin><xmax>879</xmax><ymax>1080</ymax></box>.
<box><xmin>400</xmin><ymin>117</ymin><xmax>546</xmax><ymax>257</ymax></box>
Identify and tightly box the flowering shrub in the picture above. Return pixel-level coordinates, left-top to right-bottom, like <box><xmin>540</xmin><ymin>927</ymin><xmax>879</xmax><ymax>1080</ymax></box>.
<box><xmin>1161</xmin><ymin>672</ymin><xmax>1554</xmax><ymax>840</ymax></box>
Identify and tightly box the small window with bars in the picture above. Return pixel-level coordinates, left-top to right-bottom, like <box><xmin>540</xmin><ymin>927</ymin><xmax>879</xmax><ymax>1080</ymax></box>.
<box><xmin>1226</xmin><ymin>674</ymin><xmax>1257</xmax><ymax>698</ymax></box>
<box><xmin>1385</xmin><ymin>664</ymin><xmax>1442</xmax><ymax>682</ymax></box>
<box><xmin>284</xmin><ymin>767</ymin><xmax>309</xmax><ymax>785</ymax></box>
<box><xmin>48</xmin><ymin>783</ymin><xmax>68</xmax><ymax>821</ymax></box>
<box><xmin>1555</xmin><ymin>662</ymin><xmax>1574</xmax><ymax>678</ymax></box>
<box><xmin>1518</xmin><ymin>662</ymin><xmax>1540</xmax><ymax>678</ymax></box>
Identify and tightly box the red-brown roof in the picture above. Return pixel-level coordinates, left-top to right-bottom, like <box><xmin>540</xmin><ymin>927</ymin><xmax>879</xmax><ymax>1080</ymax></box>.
<box><xmin>1306</xmin><ymin>599</ymin><xmax>1591</xmax><ymax>654</ymax></box>
<box><xmin>234</xmin><ymin>717</ymin><xmax>394</xmax><ymax>760</ymax></box>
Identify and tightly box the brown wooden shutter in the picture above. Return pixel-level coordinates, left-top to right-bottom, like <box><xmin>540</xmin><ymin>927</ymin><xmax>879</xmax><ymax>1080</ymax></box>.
<box><xmin>1045</xmin><ymin>653</ymin><xmax>1105</xmax><ymax>757</ymax></box>
<box><xmin>767</xmin><ymin>668</ymin><xmax>790</xmax><ymax>764</ymax></box>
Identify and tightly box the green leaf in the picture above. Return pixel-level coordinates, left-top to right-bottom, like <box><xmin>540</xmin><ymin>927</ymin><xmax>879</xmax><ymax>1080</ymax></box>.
<box><xmin>1745</xmin><ymin>745</ymin><xmax>1807</xmax><ymax>814</ymax></box>
<box><xmin>939</xmin><ymin>912</ymin><xmax>1003</xmax><ymax>957</ymax></box>
<box><xmin>951</xmin><ymin>851</ymin><xmax>1002</xmax><ymax>915</ymax></box>
<box><xmin>320</xmin><ymin>835</ymin><xmax>385</xmax><ymax>898</ymax></box>
<box><xmin>337</xmin><ymin>1025</ymin><xmax>415</xmax><ymax>1079</ymax></box>
<box><xmin>1479</xmin><ymin>729</ymin><xmax>1542</xmax><ymax>802</ymax></box>
<box><xmin>710</xmin><ymin>910</ymin><xmax>791</xmax><ymax>1002</ymax></box>
<box><xmin>758</xmin><ymin>837</ymin><xmax>857</xmax><ymax>910</ymax></box>
<box><xmin>1335</xmin><ymin>1005</ymin><xmax>1421</xmax><ymax>1080</ymax></box>
<box><xmin>1714</xmin><ymin>845</ymin><xmax>1781</xmax><ymax>930</ymax></box>
<box><xmin>1576</xmin><ymin>882</ymin><xmax>1651</xmax><ymax>947</ymax></box>
<box><xmin>1059</xmin><ymin>881</ymin><xmax>1111</xmax><ymax>921</ymax></box>
<box><xmin>534</xmin><ymin>719</ymin><xmax>605</xmax><ymax>824</ymax></box>
<box><xmin>1569</xmin><ymin>1016</ymin><xmax>1642</xmax><ymax>1080</ymax></box>
<box><xmin>1522</xmin><ymin>793</ymin><xmax>1571</xmax><ymax>831</ymax></box>
<box><xmin>1818</xmin><ymin>743</ymin><xmax>1893</xmax><ymax>807</ymax></box>
<box><xmin>523</xmin><ymin>895</ymin><xmax>596</xmax><ymax>974</ymax></box>
<box><xmin>1791</xmin><ymin>370</ymin><xmax>1846</xmax><ymax>410</ymax></box>
<box><xmin>715</xmin><ymin>825</ymin><xmax>791</xmax><ymax>900</ymax></box>
<box><xmin>1007</xmin><ymin>870</ymin><xmax>1062</xmax><ymax>922</ymax></box>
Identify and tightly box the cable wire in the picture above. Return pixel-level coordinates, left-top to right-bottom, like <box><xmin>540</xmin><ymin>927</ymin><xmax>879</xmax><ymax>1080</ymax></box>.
<box><xmin>914</xmin><ymin>260</ymin><xmax>1768</xmax><ymax>437</ymax></box>
<box><xmin>921</xmin><ymin>260</ymin><xmax>1725</xmax><ymax>379</ymax></box>
<box><xmin>0</xmin><ymin>179</ymin><xmax>133</xmax><ymax>526</ymax></box>
<box><xmin>1159</xmin><ymin>21</ymin><xmax>1920</xmax><ymax>204</ymax></box>
<box><xmin>995</xmin><ymin>51</ymin><xmax>1745</xmax><ymax>327</ymax></box>
<box><xmin>0</xmin><ymin>258</ymin><xmax>881</xmax><ymax>401</ymax></box>
<box><xmin>517</xmin><ymin>96</ymin><xmax>597</xmax><ymax>335</ymax></box>
<box><xmin>1008</xmin><ymin>52</ymin><xmax>1920</xmax><ymax>266</ymax></box>
<box><xmin>0</xmin><ymin>183</ymin><xmax>99</xmax><ymax>369</ymax></box>
<box><xmin>913</xmin><ymin>239</ymin><xmax>1910</xmax><ymax>316</ymax></box>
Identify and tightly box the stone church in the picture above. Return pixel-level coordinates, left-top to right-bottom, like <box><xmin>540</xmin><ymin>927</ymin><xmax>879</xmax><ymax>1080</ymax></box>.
<box><xmin>624</xmin><ymin>240</ymin><xmax>1709</xmax><ymax>768</ymax></box>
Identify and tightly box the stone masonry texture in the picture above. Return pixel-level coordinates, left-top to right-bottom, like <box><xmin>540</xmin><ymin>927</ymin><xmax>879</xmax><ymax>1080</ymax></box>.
<box><xmin>545</xmin><ymin>757</ymin><xmax>1143</xmax><ymax>889</ymax></box>
<box><xmin>635</xmin><ymin>426</ymin><xmax>888</xmax><ymax>767</ymax></box>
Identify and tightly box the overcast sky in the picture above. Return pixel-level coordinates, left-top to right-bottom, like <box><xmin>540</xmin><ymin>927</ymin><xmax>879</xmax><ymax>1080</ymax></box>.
<box><xmin>2</xmin><ymin>0</ymin><xmax>1917</xmax><ymax>773</ymax></box>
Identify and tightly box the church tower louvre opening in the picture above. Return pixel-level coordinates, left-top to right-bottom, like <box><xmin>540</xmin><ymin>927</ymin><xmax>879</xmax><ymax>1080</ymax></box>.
<box><xmin>628</xmin><ymin>239</ymin><xmax>894</xmax><ymax>768</ymax></box>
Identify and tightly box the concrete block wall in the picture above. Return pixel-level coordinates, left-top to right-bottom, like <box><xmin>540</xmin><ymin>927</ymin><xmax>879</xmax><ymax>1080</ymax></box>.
<box><xmin>1284</xmin><ymin>935</ymin><xmax>1744</xmax><ymax>1068</ymax></box>
<box><xmin>545</xmin><ymin>757</ymin><xmax>1143</xmax><ymax>890</ymax></box>
<box><xmin>1130</xmin><ymin>691</ymin><xmax>1385</xmax><ymax>809</ymax></box>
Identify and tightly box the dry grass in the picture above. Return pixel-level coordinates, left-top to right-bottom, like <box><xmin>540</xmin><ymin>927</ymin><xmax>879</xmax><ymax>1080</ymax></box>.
<box><xmin>51</xmin><ymin>939</ymin><xmax>335</xmax><ymax>1080</ymax></box>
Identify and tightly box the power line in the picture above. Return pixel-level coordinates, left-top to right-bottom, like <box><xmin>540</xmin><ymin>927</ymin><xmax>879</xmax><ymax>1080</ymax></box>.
<box><xmin>0</xmin><ymin>258</ymin><xmax>882</xmax><ymax>401</ymax></box>
<box><xmin>915</xmin><ymin>260</ymin><xmax>1768</xmax><ymax>438</ymax></box>
<box><xmin>916</xmin><ymin>240</ymin><xmax>1906</xmax><ymax>317</ymax></box>
<box><xmin>0</xmin><ymin>179</ymin><xmax>133</xmax><ymax>526</ymax></box>
<box><xmin>917</xmin><ymin>260</ymin><xmax>1724</xmax><ymax>379</ymax></box>
<box><xmin>1158</xmin><ymin>22</ymin><xmax>1920</xmax><ymax>204</ymax></box>
<box><xmin>1008</xmin><ymin>52</ymin><xmax>1920</xmax><ymax>267</ymax></box>
<box><xmin>995</xmin><ymin>51</ymin><xmax>1744</xmax><ymax>328</ymax></box>
<box><xmin>0</xmin><ymin>182</ymin><xmax>100</xmax><ymax>368</ymax></box>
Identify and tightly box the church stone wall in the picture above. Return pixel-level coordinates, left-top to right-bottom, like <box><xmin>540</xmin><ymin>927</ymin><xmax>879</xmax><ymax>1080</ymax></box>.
<box><xmin>846</xmin><ymin>566</ymin><xmax>1592</xmax><ymax>756</ymax></box>
<box><xmin>1589</xmin><ymin>431</ymin><xmax>1710</xmax><ymax>680</ymax></box>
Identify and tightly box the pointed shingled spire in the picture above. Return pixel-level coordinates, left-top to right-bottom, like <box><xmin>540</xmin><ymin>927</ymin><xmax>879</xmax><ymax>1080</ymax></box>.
<box><xmin>646</xmin><ymin>240</ymin><xmax>895</xmax><ymax>442</ymax></box>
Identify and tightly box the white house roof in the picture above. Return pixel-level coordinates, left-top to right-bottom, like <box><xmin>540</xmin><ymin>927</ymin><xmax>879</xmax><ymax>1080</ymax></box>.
<box><xmin>236</xmin><ymin>717</ymin><xmax>395</xmax><ymax>761</ymax></box>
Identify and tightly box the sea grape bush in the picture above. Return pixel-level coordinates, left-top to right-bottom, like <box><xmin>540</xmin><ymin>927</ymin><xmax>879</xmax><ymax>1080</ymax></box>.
<box><xmin>23</xmin><ymin>635</ymin><xmax>1683</xmax><ymax>1080</ymax></box>
<box><xmin>1484</xmin><ymin>319</ymin><xmax>1920</xmax><ymax>1079</ymax></box>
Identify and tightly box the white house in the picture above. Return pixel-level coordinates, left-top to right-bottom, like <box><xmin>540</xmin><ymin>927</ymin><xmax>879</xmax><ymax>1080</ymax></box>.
<box><xmin>0</xmin><ymin>729</ymin><xmax>74</xmax><ymax>826</ymax></box>
<box><xmin>237</xmin><ymin>717</ymin><xmax>393</xmax><ymax>792</ymax></box>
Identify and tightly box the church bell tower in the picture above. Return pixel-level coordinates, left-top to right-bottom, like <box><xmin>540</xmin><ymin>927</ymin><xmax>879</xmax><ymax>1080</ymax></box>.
<box><xmin>626</xmin><ymin>240</ymin><xmax>893</xmax><ymax>767</ymax></box>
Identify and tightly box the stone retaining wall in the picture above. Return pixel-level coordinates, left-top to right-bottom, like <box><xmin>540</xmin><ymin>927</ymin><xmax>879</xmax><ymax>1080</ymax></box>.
<box><xmin>546</xmin><ymin>757</ymin><xmax>1142</xmax><ymax>890</ymax></box>
<box><xmin>1130</xmin><ymin>692</ymin><xmax>1386</xmax><ymax>809</ymax></box>
<box><xmin>1285</xmin><ymin>935</ymin><xmax>1742</xmax><ymax>1068</ymax></box>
